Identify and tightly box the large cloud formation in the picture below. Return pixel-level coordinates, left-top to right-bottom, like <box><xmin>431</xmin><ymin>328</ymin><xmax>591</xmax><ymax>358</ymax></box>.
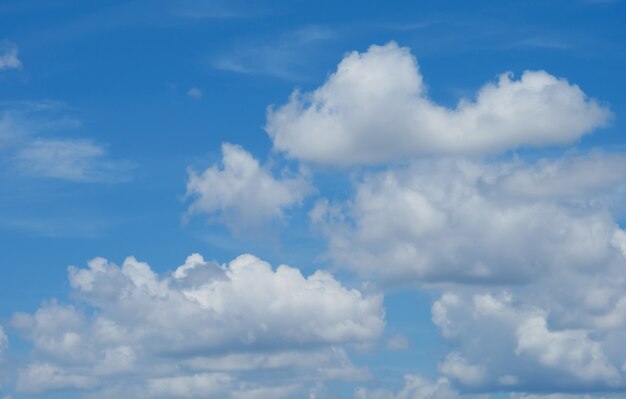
<box><xmin>10</xmin><ymin>253</ymin><xmax>384</xmax><ymax>397</ymax></box>
<box><xmin>312</xmin><ymin>153</ymin><xmax>626</xmax><ymax>284</ymax></box>
<box><xmin>311</xmin><ymin>153</ymin><xmax>626</xmax><ymax>392</ymax></box>
<box><xmin>278</xmin><ymin>41</ymin><xmax>626</xmax><ymax>396</ymax></box>
<box><xmin>266</xmin><ymin>42</ymin><xmax>610</xmax><ymax>164</ymax></box>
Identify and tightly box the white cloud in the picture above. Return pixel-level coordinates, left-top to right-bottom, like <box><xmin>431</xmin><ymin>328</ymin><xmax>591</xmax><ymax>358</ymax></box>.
<box><xmin>438</xmin><ymin>353</ymin><xmax>486</xmax><ymax>386</ymax></box>
<box><xmin>16</xmin><ymin>363</ymin><xmax>97</xmax><ymax>394</ymax></box>
<box><xmin>0</xmin><ymin>102</ymin><xmax>132</xmax><ymax>182</ymax></box>
<box><xmin>11</xmin><ymin>253</ymin><xmax>384</xmax><ymax>396</ymax></box>
<box><xmin>515</xmin><ymin>316</ymin><xmax>620</xmax><ymax>384</ymax></box>
<box><xmin>186</xmin><ymin>143</ymin><xmax>312</xmax><ymax>232</ymax></box>
<box><xmin>431</xmin><ymin>291</ymin><xmax>624</xmax><ymax>391</ymax></box>
<box><xmin>0</xmin><ymin>42</ymin><xmax>21</xmax><ymax>71</ymax></box>
<box><xmin>13</xmin><ymin>138</ymin><xmax>133</xmax><ymax>182</ymax></box>
<box><xmin>492</xmin><ymin>152</ymin><xmax>626</xmax><ymax>200</ymax></box>
<box><xmin>266</xmin><ymin>42</ymin><xmax>610</xmax><ymax>164</ymax></box>
<box><xmin>313</xmin><ymin>154</ymin><xmax>626</xmax><ymax>284</ymax></box>
<box><xmin>311</xmin><ymin>149</ymin><xmax>626</xmax><ymax>393</ymax></box>
<box><xmin>354</xmin><ymin>374</ymin><xmax>459</xmax><ymax>399</ymax></box>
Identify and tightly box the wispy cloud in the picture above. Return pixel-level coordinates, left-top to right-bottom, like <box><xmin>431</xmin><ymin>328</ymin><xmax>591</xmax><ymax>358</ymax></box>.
<box><xmin>13</xmin><ymin>139</ymin><xmax>132</xmax><ymax>182</ymax></box>
<box><xmin>170</xmin><ymin>0</ymin><xmax>269</xmax><ymax>19</ymax></box>
<box><xmin>0</xmin><ymin>41</ymin><xmax>21</xmax><ymax>71</ymax></box>
<box><xmin>211</xmin><ymin>26</ymin><xmax>335</xmax><ymax>80</ymax></box>
<box><xmin>0</xmin><ymin>102</ymin><xmax>133</xmax><ymax>183</ymax></box>
<box><xmin>187</xmin><ymin>87</ymin><xmax>203</xmax><ymax>98</ymax></box>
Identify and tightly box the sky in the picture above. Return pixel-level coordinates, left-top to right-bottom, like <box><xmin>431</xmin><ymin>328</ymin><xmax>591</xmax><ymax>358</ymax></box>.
<box><xmin>1</xmin><ymin>0</ymin><xmax>626</xmax><ymax>398</ymax></box>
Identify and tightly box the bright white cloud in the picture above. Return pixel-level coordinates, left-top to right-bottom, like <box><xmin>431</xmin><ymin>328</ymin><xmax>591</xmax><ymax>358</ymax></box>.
<box><xmin>313</xmin><ymin>154</ymin><xmax>626</xmax><ymax>284</ymax></box>
<box><xmin>0</xmin><ymin>42</ymin><xmax>21</xmax><ymax>71</ymax></box>
<box><xmin>11</xmin><ymin>253</ymin><xmax>384</xmax><ymax>396</ymax></box>
<box><xmin>515</xmin><ymin>316</ymin><xmax>620</xmax><ymax>384</ymax></box>
<box><xmin>266</xmin><ymin>42</ymin><xmax>610</xmax><ymax>164</ymax></box>
<box><xmin>312</xmin><ymin>150</ymin><xmax>626</xmax><ymax>393</ymax></box>
<box><xmin>438</xmin><ymin>353</ymin><xmax>486</xmax><ymax>386</ymax></box>
<box><xmin>186</xmin><ymin>143</ymin><xmax>312</xmax><ymax>232</ymax></box>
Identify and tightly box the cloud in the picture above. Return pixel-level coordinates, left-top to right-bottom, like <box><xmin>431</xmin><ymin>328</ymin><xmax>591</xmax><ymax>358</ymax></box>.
<box><xmin>312</xmin><ymin>153</ymin><xmax>626</xmax><ymax>285</ymax></box>
<box><xmin>0</xmin><ymin>42</ymin><xmax>21</xmax><ymax>71</ymax></box>
<box><xmin>431</xmin><ymin>291</ymin><xmax>624</xmax><ymax>391</ymax></box>
<box><xmin>13</xmin><ymin>138</ymin><xmax>133</xmax><ymax>182</ymax></box>
<box><xmin>185</xmin><ymin>143</ymin><xmax>312</xmax><ymax>233</ymax></box>
<box><xmin>0</xmin><ymin>327</ymin><xmax>6</xmax><ymax>355</ymax></box>
<box><xmin>10</xmin><ymin>253</ymin><xmax>384</xmax><ymax>396</ymax></box>
<box><xmin>16</xmin><ymin>363</ymin><xmax>98</xmax><ymax>394</ymax></box>
<box><xmin>386</xmin><ymin>334</ymin><xmax>409</xmax><ymax>351</ymax></box>
<box><xmin>266</xmin><ymin>42</ymin><xmax>610</xmax><ymax>165</ymax></box>
<box><xmin>212</xmin><ymin>26</ymin><xmax>335</xmax><ymax>80</ymax></box>
<box><xmin>187</xmin><ymin>87</ymin><xmax>203</xmax><ymax>98</ymax></box>
<box><xmin>311</xmin><ymin>147</ymin><xmax>626</xmax><ymax>393</ymax></box>
<box><xmin>0</xmin><ymin>102</ymin><xmax>132</xmax><ymax>183</ymax></box>
<box><xmin>354</xmin><ymin>374</ymin><xmax>459</xmax><ymax>399</ymax></box>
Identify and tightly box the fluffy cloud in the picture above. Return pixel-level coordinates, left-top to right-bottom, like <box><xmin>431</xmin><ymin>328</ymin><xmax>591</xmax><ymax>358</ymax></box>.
<box><xmin>15</xmin><ymin>363</ymin><xmax>97</xmax><ymax>394</ymax></box>
<box><xmin>312</xmin><ymin>150</ymin><xmax>626</xmax><ymax>393</ymax></box>
<box><xmin>0</xmin><ymin>42</ymin><xmax>21</xmax><ymax>71</ymax></box>
<box><xmin>186</xmin><ymin>143</ymin><xmax>312</xmax><ymax>232</ymax></box>
<box><xmin>266</xmin><ymin>42</ymin><xmax>610</xmax><ymax>164</ymax></box>
<box><xmin>312</xmin><ymin>154</ymin><xmax>626</xmax><ymax>284</ymax></box>
<box><xmin>354</xmin><ymin>375</ymin><xmax>459</xmax><ymax>399</ymax></box>
<box><xmin>10</xmin><ymin>253</ymin><xmax>384</xmax><ymax>396</ymax></box>
<box><xmin>431</xmin><ymin>291</ymin><xmax>624</xmax><ymax>391</ymax></box>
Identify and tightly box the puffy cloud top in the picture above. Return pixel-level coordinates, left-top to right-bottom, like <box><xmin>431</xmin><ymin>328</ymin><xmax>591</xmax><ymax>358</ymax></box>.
<box><xmin>266</xmin><ymin>42</ymin><xmax>610</xmax><ymax>164</ymax></box>
<box><xmin>313</xmin><ymin>154</ymin><xmax>626</xmax><ymax>284</ymax></box>
<box><xmin>11</xmin><ymin>253</ymin><xmax>384</xmax><ymax>396</ymax></box>
<box><xmin>186</xmin><ymin>143</ymin><xmax>312</xmax><ymax>232</ymax></box>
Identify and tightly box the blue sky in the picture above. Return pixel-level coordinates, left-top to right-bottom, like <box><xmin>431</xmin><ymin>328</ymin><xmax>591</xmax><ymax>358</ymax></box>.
<box><xmin>1</xmin><ymin>1</ymin><xmax>626</xmax><ymax>398</ymax></box>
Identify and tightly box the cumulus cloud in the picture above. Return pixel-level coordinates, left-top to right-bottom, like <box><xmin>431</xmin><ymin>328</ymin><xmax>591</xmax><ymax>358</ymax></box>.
<box><xmin>0</xmin><ymin>42</ymin><xmax>21</xmax><ymax>71</ymax></box>
<box><xmin>354</xmin><ymin>375</ymin><xmax>459</xmax><ymax>399</ymax></box>
<box><xmin>312</xmin><ymin>149</ymin><xmax>626</xmax><ymax>393</ymax></box>
<box><xmin>312</xmin><ymin>154</ymin><xmax>626</xmax><ymax>284</ymax></box>
<box><xmin>186</xmin><ymin>143</ymin><xmax>312</xmax><ymax>232</ymax></box>
<box><xmin>16</xmin><ymin>363</ymin><xmax>97</xmax><ymax>394</ymax></box>
<box><xmin>266</xmin><ymin>42</ymin><xmax>610</xmax><ymax>164</ymax></box>
<box><xmin>431</xmin><ymin>291</ymin><xmax>625</xmax><ymax>391</ymax></box>
<box><xmin>10</xmin><ymin>253</ymin><xmax>384</xmax><ymax>396</ymax></box>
